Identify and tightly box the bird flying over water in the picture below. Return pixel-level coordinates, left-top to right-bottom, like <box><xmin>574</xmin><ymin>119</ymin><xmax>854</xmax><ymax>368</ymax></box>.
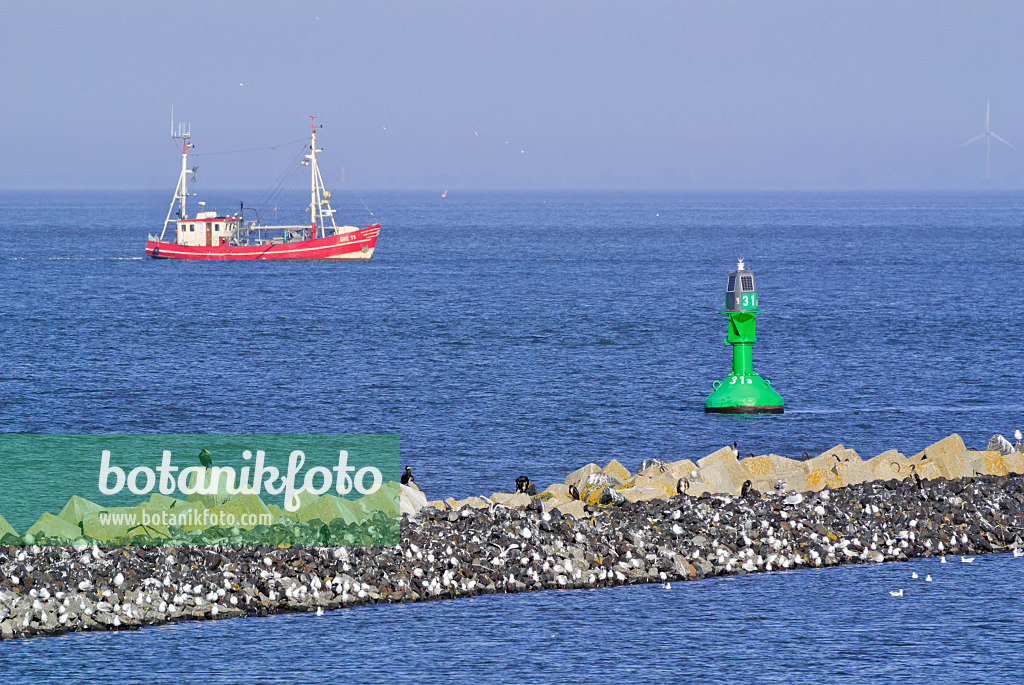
<box><xmin>198</xmin><ymin>449</ymin><xmax>212</xmax><ymax>468</ymax></box>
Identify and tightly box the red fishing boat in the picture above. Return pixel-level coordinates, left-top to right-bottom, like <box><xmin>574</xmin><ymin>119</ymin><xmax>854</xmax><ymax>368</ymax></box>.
<box><xmin>146</xmin><ymin>117</ymin><xmax>380</xmax><ymax>260</ymax></box>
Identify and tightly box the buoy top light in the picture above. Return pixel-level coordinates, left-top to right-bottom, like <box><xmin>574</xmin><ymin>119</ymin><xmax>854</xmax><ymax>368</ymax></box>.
<box><xmin>725</xmin><ymin>258</ymin><xmax>758</xmax><ymax>312</ymax></box>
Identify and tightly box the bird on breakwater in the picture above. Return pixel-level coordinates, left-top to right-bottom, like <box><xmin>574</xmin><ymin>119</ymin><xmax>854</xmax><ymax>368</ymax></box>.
<box><xmin>1013</xmin><ymin>548</ymin><xmax>1024</xmax><ymax>558</ymax></box>
<box><xmin>676</xmin><ymin>478</ymin><xmax>689</xmax><ymax>495</ymax></box>
<box><xmin>1015</xmin><ymin>430</ymin><xmax>1022</xmax><ymax>448</ymax></box>
<box><xmin>784</xmin><ymin>493</ymin><xmax>804</xmax><ymax>506</ymax></box>
<box><xmin>198</xmin><ymin>449</ymin><xmax>213</xmax><ymax>469</ymax></box>
<box><xmin>910</xmin><ymin>465</ymin><xmax>923</xmax><ymax>488</ymax></box>
<box><xmin>568</xmin><ymin>484</ymin><xmax>580</xmax><ymax>501</ymax></box>
<box><xmin>401</xmin><ymin>466</ymin><xmax>414</xmax><ymax>486</ymax></box>
<box><xmin>741</xmin><ymin>480</ymin><xmax>752</xmax><ymax>497</ymax></box>
<box><xmin>889</xmin><ymin>589</ymin><xmax>904</xmax><ymax>597</ymax></box>
<box><xmin>316</xmin><ymin>607</ymin><xmax>324</xmax><ymax>616</ymax></box>
<box><xmin>515</xmin><ymin>476</ymin><xmax>538</xmax><ymax>496</ymax></box>
<box><xmin>773</xmin><ymin>481</ymin><xmax>786</xmax><ymax>494</ymax></box>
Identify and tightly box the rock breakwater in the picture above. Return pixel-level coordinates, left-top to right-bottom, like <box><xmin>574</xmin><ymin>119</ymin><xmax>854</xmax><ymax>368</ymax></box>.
<box><xmin>3</xmin><ymin>456</ymin><xmax>1024</xmax><ymax>639</ymax></box>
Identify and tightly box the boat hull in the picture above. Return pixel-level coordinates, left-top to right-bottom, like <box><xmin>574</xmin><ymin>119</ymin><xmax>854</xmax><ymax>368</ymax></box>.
<box><xmin>146</xmin><ymin>224</ymin><xmax>380</xmax><ymax>260</ymax></box>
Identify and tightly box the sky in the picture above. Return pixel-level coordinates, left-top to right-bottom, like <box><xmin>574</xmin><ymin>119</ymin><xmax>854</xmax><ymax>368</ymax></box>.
<box><xmin>2</xmin><ymin>1</ymin><xmax>1023</xmax><ymax>191</ymax></box>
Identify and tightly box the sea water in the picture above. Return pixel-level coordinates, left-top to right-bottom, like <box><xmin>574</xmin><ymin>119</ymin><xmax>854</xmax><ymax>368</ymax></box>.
<box><xmin>0</xmin><ymin>190</ymin><xmax>1022</xmax><ymax>681</ymax></box>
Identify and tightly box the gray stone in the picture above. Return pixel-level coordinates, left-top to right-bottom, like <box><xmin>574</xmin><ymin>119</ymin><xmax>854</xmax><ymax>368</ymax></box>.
<box><xmin>988</xmin><ymin>434</ymin><xmax>1016</xmax><ymax>456</ymax></box>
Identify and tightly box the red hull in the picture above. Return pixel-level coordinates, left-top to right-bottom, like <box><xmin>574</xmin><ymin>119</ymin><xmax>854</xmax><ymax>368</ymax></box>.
<box><xmin>146</xmin><ymin>224</ymin><xmax>380</xmax><ymax>260</ymax></box>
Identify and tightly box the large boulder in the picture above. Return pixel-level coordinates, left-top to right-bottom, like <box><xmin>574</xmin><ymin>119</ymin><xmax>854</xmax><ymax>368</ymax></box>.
<box><xmin>636</xmin><ymin>458</ymin><xmax>668</xmax><ymax>474</ymax></box>
<box><xmin>697</xmin><ymin>447</ymin><xmax>747</xmax><ymax>495</ymax></box>
<box><xmin>564</xmin><ymin>463</ymin><xmax>602</xmax><ymax>492</ymax></box>
<box><xmin>400</xmin><ymin>484</ymin><xmax>429</xmax><ymax>516</ymax></box>
<box><xmin>804</xmin><ymin>467</ymin><xmax>842</xmax><ymax>492</ymax></box>
<box><xmin>539</xmin><ymin>483</ymin><xmax>569</xmax><ymax>499</ymax></box>
<box><xmin>866</xmin><ymin>450</ymin><xmax>910</xmax><ymax>481</ymax></box>
<box><xmin>207</xmin><ymin>493</ymin><xmax>276</xmax><ymax>529</ymax></box>
<box><xmin>834</xmin><ymin>461</ymin><xmax>873</xmax><ymax>486</ymax></box>
<box><xmin>752</xmin><ymin>470</ymin><xmax>807</xmax><ymax>494</ymax></box>
<box><xmin>490</xmin><ymin>492</ymin><xmax>531</xmax><ymax>508</ymax></box>
<box><xmin>801</xmin><ymin>446</ymin><xmax>861</xmax><ymax>474</ymax></box>
<box><xmin>623</xmin><ymin>475</ymin><xmax>676</xmax><ymax>499</ymax></box>
<box><xmin>663</xmin><ymin>458</ymin><xmax>700</xmax><ymax>480</ymax></box>
<box><xmin>555</xmin><ymin>500</ymin><xmax>586</xmax><ymax>518</ymax></box>
<box><xmin>184</xmin><ymin>466</ymin><xmax>238</xmax><ymax>508</ymax></box>
<box><xmin>741</xmin><ymin>453</ymin><xmax>804</xmax><ymax>479</ymax></box>
<box><xmin>601</xmin><ymin>459</ymin><xmax>632</xmax><ymax>483</ymax></box>
<box><xmin>0</xmin><ymin>514</ymin><xmax>17</xmax><ymax>539</ymax></box>
<box><xmin>57</xmin><ymin>495</ymin><xmax>104</xmax><ymax>526</ymax></box>
<box><xmin>619</xmin><ymin>483</ymin><xmax>673</xmax><ymax>503</ymax></box>
<box><xmin>966</xmin><ymin>450</ymin><xmax>1024</xmax><ymax>477</ymax></box>
<box><xmin>25</xmin><ymin>512</ymin><xmax>81</xmax><ymax>541</ymax></box>
<box><xmin>911</xmin><ymin>460</ymin><xmax>944</xmax><ymax>480</ymax></box>
<box><xmin>451</xmin><ymin>496</ymin><xmax>490</xmax><ymax>510</ymax></box>
<box><xmin>910</xmin><ymin>434</ymin><xmax>969</xmax><ymax>479</ymax></box>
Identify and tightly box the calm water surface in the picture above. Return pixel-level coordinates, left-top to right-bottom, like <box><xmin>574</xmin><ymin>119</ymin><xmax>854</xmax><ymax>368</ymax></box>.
<box><xmin>0</xmin><ymin>190</ymin><xmax>1022</xmax><ymax>681</ymax></box>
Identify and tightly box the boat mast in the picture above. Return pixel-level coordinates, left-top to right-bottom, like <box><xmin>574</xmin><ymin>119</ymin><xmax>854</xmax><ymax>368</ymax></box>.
<box><xmin>307</xmin><ymin>116</ymin><xmax>322</xmax><ymax>239</ymax></box>
<box><xmin>160</xmin><ymin>116</ymin><xmax>193</xmax><ymax>241</ymax></box>
<box><xmin>305</xmin><ymin>116</ymin><xmax>338</xmax><ymax>239</ymax></box>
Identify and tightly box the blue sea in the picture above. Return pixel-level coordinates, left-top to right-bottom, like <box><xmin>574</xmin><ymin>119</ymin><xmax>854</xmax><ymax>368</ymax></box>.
<box><xmin>1</xmin><ymin>189</ymin><xmax>1022</xmax><ymax>682</ymax></box>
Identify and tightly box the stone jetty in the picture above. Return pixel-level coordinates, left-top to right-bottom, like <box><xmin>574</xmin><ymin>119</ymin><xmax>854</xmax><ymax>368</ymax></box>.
<box><xmin>2</xmin><ymin>433</ymin><xmax>1023</xmax><ymax>640</ymax></box>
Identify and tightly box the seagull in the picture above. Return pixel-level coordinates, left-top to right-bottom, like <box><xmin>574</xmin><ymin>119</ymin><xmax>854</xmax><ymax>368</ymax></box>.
<box><xmin>925</xmin><ymin>575</ymin><xmax>932</xmax><ymax>582</ymax></box>
<box><xmin>889</xmin><ymin>589</ymin><xmax>903</xmax><ymax>597</ymax></box>
<box><xmin>1011</xmin><ymin>548</ymin><xmax>1024</xmax><ymax>557</ymax></box>
<box><xmin>239</xmin><ymin>83</ymin><xmax>244</xmax><ymax>86</ymax></box>
<box><xmin>1015</xmin><ymin>429</ymin><xmax>1022</xmax><ymax>447</ymax></box>
<box><xmin>940</xmin><ymin>555</ymin><xmax>947</xmax><ymax>563</ymax></box>
<box><xmin>961</xmin><ymin>556</ymin><xmax>975</xmax><ymax>563</ymax></box>
<box><xmin>911</xmin><ymin>571</ymin><xmax>918</xmax><ymax>579</ymax></box>
<box><xmin>316</xmin><ymin>607</ymin><xmax>324</xmax><ymax>616</ymax></box>
<box><xmin>662</xmin><ymin>582</ymin><xmax>671</xmax><ymax>590</ymax></box>
<box><xmin>784</xmin><ymin>493</ymin><xmax>804</xmax><ymax>506</ymax></box>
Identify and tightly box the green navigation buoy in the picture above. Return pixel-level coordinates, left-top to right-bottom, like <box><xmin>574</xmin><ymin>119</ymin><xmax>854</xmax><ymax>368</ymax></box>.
<box><xmin>705</xmin><ymin>259</ymin><xmax>784</xmax><ymax>414</ymax></box>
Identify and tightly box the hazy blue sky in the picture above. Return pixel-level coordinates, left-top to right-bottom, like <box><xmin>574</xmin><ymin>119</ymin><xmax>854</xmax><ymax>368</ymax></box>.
<box><xmin>3</xmin><ymin>1</ymin><xmax>1023</xmax><ymax>190</ymax></box>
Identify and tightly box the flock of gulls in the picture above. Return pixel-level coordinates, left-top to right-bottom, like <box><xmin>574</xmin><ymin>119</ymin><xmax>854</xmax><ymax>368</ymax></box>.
<box><xmin>3</xmin><ymin>449</ymin><xmax>1024</xmax><ymax>639</ymax></box>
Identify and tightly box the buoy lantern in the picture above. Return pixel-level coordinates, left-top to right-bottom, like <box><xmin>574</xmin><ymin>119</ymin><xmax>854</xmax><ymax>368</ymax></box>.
<box><xmin>704</xmin><ymin>259</ymin><xmax>784</xmax><ymax>414</ymax></box>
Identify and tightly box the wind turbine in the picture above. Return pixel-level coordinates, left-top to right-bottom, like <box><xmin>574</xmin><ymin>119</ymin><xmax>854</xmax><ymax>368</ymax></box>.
<box><xmin>960</xmin><ymin>100</ymin><xmax>1015</xmax><ymax>180</ymax></box>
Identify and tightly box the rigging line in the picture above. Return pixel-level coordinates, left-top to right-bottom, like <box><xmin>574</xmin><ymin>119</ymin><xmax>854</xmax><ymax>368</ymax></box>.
<box><xmin>259</xmin><ymin>157</ymin><xmax>305</xmax><ymax>210</ymax></box>
<box><xmin>320</xmin><ymin>150</ymin><xmax>376</xmax><ymax>220</ymax></box>
<box><xmin>255</xmin><ymin>144</ymin><xmax>308</xmax><ymax>208</ymax></box>
<box><xmin>193</xmin><ymin>137</ymin><xmax>307</xmax><ymax>157</ymax></box>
